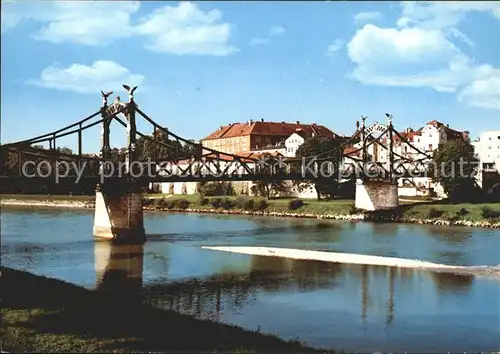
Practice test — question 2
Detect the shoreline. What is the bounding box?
[2,197,500,229]
[2,266,327,353]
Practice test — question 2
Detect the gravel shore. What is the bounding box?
[2,198,499,229]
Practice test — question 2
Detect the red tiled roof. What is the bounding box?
[426,120,446,129]
[343,145,361,157]
[176,150,289,164]
[425,120,469,140]
[203,121,337,140]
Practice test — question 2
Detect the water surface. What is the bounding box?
[1,206,499,352]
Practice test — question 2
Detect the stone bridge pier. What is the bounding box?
[93,86,145,243]
[354,178,399,211]
[93,180,146,242]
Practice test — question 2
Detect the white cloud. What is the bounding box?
[346,1,500,110]
[458,68,500,110]
[353,11,382,25]
[327,39,344,55]
[29,61,145,94]
[250,26,286,45]
[397,1,500,30]
[2,1,238,56]
[2,1,139,45]
[135,2,237,56]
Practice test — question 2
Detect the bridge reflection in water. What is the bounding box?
[94,240,144,302]
[93,240,475,330]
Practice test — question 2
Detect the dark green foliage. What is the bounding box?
[481,206,500,219]
[234,196,247,209]
[431,140,479,202]
[156,197,168,209]
[288,199,304,210]
[294,137,343,200]
[234,196,260,211]
[348,205,358,215]
[174,199,190,210]
[244,198,257,211]
[198,196,210,206]
[256,198,269,210]
[427,208,444,218]
[198,182,234,196]
[251,153,290,199]
[142,197,153,207]
[220,197,235,209]
[210,198,223,209]
[486,183,500,202]
[457,208,469,217]
[135,130,196,161]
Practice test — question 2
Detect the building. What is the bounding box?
[472,130,500,171]
[201,119,338,155]
[360,120,470,197]
[154,119,341,199]
[472,130,500,189]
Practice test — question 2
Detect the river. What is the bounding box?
[1,206,499,352]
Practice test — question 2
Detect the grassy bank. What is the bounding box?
[2,193,500,225]
[1,266,329,353]
[0,194,94,202]
[142,194,500,224]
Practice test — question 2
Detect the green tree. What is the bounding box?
[252,153,290,199]
[294,137,342,200]
[431,139,479,202]
[136,130,186,161]
[56,147,73,155]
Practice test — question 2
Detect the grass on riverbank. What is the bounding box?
[0,193,94,202]
[147,194,500,223]
[1,266,330,353]
[2,193,500,223]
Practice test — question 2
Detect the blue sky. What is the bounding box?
[2,1,499,152]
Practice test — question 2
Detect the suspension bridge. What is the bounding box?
[0,85,434,242]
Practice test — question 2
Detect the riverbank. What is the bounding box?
[0,266,329,353]
[1,194,500,229]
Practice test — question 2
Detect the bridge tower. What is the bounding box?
[354,115,399,211]
[93,86,146,242]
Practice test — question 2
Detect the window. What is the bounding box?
[428,144,432,151]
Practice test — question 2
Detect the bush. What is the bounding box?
[142,197,153,207]
[221,197,235,210]
[210,197,223,209]
[487,183,500,202]
[199,182,235,196]
[156,197,167,210]
[481,206,500,219]
[198,196,209,206]
[235,196,247,209]
[243,198,256,211]
[348,205,358,215]
[457,208,469,217]
[165,200,175,210]
[427,208,444,218]
[174,199,190,210]
[288,199,304,210]
[256,198,268,211]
